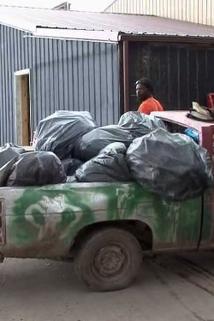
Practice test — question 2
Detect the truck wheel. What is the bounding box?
[74,227,142,291]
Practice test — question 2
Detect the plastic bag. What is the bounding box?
[7,151,66,186]
[0,144,28,186]
[61,158,83,176]
[118,111,166,138]
[2,143,26,154]
[75,142,132,182]
[0,145,20,168]
[66,176,78,183]
[75,125,133,161]
[0,157,20,186]
[35,111,96,159]
[126,128,213,200]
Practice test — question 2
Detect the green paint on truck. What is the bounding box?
[0,182,204,259]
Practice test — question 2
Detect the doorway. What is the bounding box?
[14,69,31,146]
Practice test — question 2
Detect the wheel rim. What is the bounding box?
[94,245,127,278]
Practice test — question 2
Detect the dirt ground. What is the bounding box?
[0,251,214,321]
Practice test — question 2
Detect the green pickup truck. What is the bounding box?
[0,111,214,291]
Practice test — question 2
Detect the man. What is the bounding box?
[136,78,164,114]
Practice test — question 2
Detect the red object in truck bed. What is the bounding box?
[207,93,214,109]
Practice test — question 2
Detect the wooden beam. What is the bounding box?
[20,75,30,146]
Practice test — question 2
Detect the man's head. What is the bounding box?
[135,78,154,102]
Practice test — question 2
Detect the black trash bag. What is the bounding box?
[75,125,133,161]
[126,128,213,201]
[61,158,83,176]
[3,143,27,154]
[101,142,127,154]
[75,142,132,182]
[0,145,20,168]
[35,111,96,159]
[7,151,66,186]
[0,145,23,186]
[0,157,20,186]
[118,111,166,138]
[66,176,78,183]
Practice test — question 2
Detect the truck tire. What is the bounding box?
[74,227,142,291]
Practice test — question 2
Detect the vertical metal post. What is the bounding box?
[123,40,129,113]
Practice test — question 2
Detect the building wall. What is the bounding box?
[0,25,120,144]
[128,41,214,111]
[105,0,214,26]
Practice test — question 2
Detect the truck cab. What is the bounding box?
[0,110,213,291]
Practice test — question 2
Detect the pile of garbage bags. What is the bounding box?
[0,110,212,201]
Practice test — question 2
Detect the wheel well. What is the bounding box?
[71,220,153,254]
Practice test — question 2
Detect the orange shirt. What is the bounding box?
[138,97,164,115]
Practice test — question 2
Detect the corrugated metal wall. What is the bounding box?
[0,25,120,144]
[128,42,214,111]
[106,0,214,26]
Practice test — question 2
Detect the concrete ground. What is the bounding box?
[0,251,214,321]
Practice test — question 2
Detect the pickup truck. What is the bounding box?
[0,110,214,292]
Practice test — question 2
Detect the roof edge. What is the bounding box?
[119,33,214,44]
[0,20,35,33]
[33,27,119,43]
